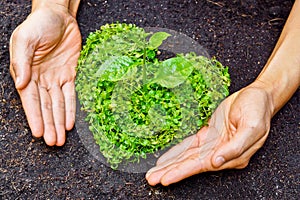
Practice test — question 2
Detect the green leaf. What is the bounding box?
[96,55,135,81]
[152,57,194,88]
[148,32,171,50]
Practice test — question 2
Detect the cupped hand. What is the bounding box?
[9,5,82,146]
[146,84,274,186]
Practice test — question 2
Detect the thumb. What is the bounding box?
[9,27,34,89]
[211,126,262,168]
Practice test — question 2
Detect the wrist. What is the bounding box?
[32,0,69,11]
[32,0,80,17]
[247,81,276,117]
[255,30,300,116]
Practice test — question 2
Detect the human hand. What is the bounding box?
[146,85,274,186]
[9,3,82,146]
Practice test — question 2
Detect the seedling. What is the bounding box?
[76,23,230,169]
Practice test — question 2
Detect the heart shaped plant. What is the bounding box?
[76,23,230,169]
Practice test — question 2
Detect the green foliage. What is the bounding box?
[148,32,171,50]
[76,23,231,169]
[151,57,194,88]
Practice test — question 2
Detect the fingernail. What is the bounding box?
[215,156,225,167]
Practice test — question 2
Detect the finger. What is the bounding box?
[155,126,210,166]
[9,27,35,89]
[49,85,66,146]
[147,152,212,186]
[146,127,215,184]
[212,126,268,168]
[153,127,210,170]
[156,134,198,165]
[160,155,210,186]
[147,146,200,180]
[146,156,182,186]
[18,81,44,138]
[217,131,269,170]
[62,81,76,130]
[155,124,221,175]
[39,86,57,146]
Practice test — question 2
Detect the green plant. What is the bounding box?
[76,23,230,169]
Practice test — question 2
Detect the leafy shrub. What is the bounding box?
[76,23,230,169]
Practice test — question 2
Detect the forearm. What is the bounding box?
[32,0,80,17]
[253,0,300,116]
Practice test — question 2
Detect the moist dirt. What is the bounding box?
[0,0,299,199]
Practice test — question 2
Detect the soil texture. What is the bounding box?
[0,0,299,199]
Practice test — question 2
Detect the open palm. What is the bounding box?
[146,85,273,186]
[10,7,82,146]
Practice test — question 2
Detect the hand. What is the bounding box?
[146,85,274,186]
[9,4,82,146]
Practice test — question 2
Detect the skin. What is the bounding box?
[9,0,299,186]
[9,0,81,146]
[146,0,300,186]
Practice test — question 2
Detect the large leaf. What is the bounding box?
[148,32,171,50]
[96,55,135,81]
[152,57,194,88]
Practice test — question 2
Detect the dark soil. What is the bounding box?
[1,0,299,199]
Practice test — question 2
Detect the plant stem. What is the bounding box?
[142,47,147,91]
